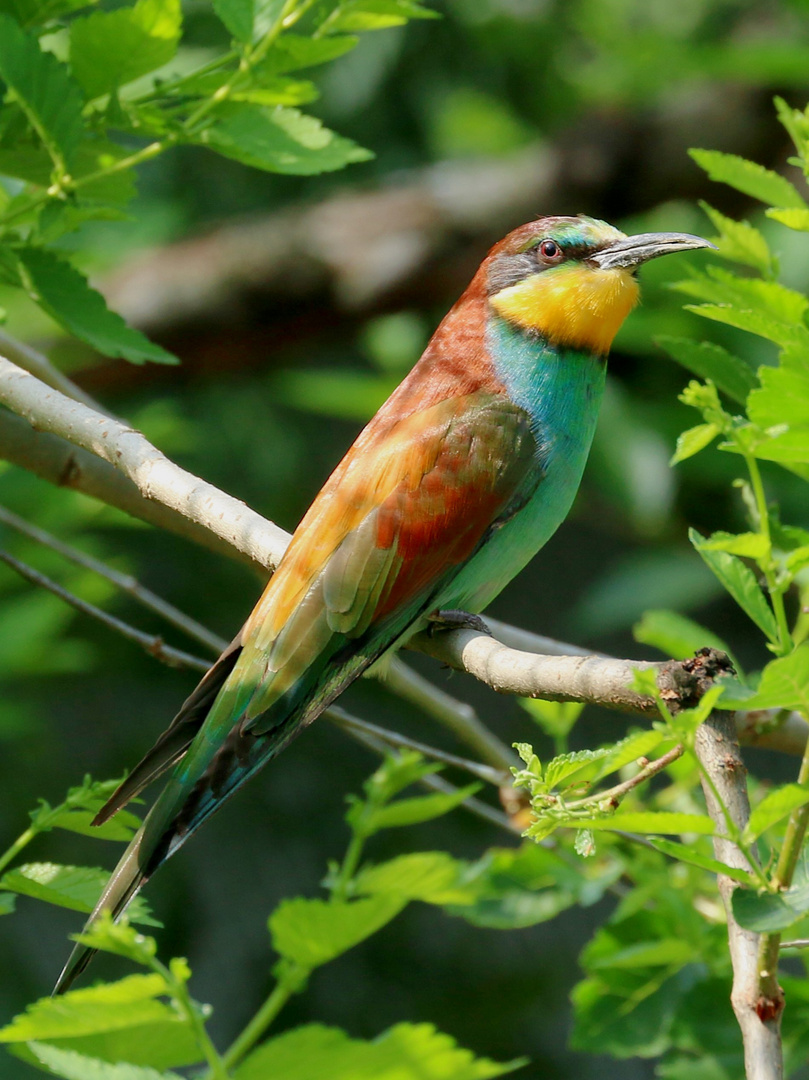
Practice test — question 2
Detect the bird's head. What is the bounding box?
[486,216,714,356]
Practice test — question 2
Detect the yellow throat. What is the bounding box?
[489,262,640,355]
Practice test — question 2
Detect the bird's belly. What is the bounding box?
[441,443,590,614]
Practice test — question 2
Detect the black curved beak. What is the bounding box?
[591,232,716,270]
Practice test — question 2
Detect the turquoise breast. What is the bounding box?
[442,317,607,612]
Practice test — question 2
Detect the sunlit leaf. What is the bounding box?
[269,895,404,969]
[690,149,806,209]
[0,13,84,172]
[670,423,720,465]
[0,863,159,925]
[689,528,779,641]
[27,1042,181,1080]
[699,201,773,275]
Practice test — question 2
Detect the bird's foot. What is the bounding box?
[428,609,492,636]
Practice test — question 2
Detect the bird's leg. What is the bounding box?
[427,609,492,636]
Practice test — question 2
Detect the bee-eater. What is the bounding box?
[55,215,712,991]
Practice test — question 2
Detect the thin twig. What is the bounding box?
[0,504,226,655]
[327,706,510,787]
[0,549,212,673]
[384,657,518,772]
[563,744,684,811]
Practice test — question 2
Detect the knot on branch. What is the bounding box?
[755,990,785,1024]
[658,647,735,711]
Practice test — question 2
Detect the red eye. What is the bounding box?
[540,239,561,260]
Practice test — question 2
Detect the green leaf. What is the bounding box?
[684,303,809,350]
[720,645,809,712]
[16,247,178,365]
[590,730,666,782]
[324,0,439,33]
[670,423,720,465]
[27,1043,181,1080]
[260,33,358,74]
[748,361,809,431]
[69,0,182,99]
[674,267,808,325]
[73,914,159,963]
[0,136,138,204]
[634,609,734,663]
[732,870,809,933]
[689,528,779,641]
[656,336,757,404]
[0,863,159,925]
[744,784,809,843]
[520,697,583,740]
[690,149,806,209]
[0,0,99,27]
[0,13,85,173]
[269,895,404,969]
[365,783,480,831]
[572,812,715,835]
[699,201,774,275]
[198,104,372,175]
[587,937,697,970]
[649,838,753,885]
[211,0,253,42]
[354,852,469,904]
[700,530,770,559]
[544,749,611,791]
[0,893,16,914]
[0,973,178,1041]
[766,207,809,231]
[235,1022,521,1080]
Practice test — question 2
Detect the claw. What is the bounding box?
[428,609,492,636]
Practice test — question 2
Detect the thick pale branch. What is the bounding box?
[413,627,660,715]
[2,352,807,761]
[0,356,289,572]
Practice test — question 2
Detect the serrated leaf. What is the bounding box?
[748,362,809,430]
[573,812,715,835]
[674,266,808,324]
[16,247,178,364]
[73,914,159,961]
[656,336,757,404]
[700,530,770,559]
[689,528,779,641]
[690,149,806,209]
[355,852,469,904]
[544,748,610,791]
[324,0,439,33]
[69,0,182,99]
[699,201,773,275]
[0,863,159,925]
[720,645,809,711]
[0,13,85,173]
[766,207,809,231]
[269,895,404,969]
[235,1022,521,1080]
[0,973,175,1041]
[27,1042,181,1080]
[634,609,734,664]
[744,784,809,843]
[670,423,720,465]
[684,303,809,350]
[590,730,666,782]
[649,838,753,885]
[199,104,372,175]
[365,784,480,831]
[48,806,141,842]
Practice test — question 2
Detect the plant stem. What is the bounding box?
[0,827,37,875]
[745,452,792,656]
[220,974,302,1072]
[152,958,230,1080]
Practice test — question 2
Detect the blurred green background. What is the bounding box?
[3,0,809,1076]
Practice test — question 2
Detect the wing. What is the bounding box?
[236,389,540,732]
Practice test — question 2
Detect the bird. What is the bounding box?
[54,215,712,992]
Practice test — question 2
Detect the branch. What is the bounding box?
[0,356,289,573]
[695,709,783,1079]
[412,627,660,715]
[2,353,807,760]
[0,328,110,415]
[0,503,225,655]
